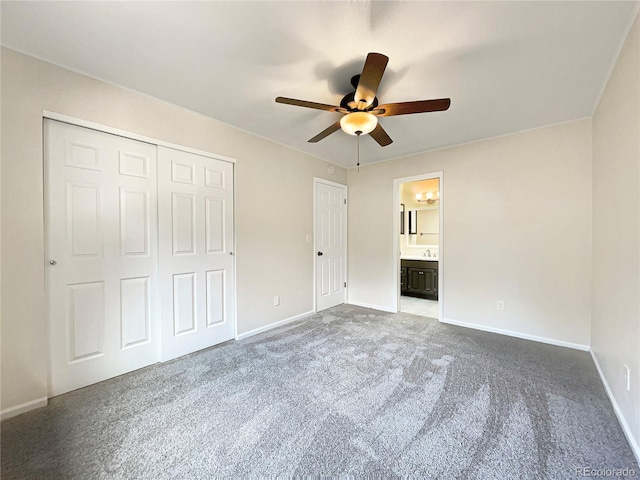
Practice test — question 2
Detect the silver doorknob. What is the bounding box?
[49,260,57,265]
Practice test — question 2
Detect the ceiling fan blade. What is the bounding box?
[374,98,451,117]
[369,123,393,147]
[354,53,389,109]
[276,97,346,113]
[308,121,342,143]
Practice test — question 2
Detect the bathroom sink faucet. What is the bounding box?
[424,250,431,257]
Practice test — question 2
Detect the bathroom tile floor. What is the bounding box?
[399,296,439,319]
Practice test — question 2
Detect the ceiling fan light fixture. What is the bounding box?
[340,112,378,136]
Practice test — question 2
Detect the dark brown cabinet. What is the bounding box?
[400,267,407,291]
[400,259,438,300]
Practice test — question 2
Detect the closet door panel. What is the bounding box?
[158,147,235,361]
[46,120,159,396]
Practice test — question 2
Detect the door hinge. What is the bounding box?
[344,282,347,287]
[344,199,347,205]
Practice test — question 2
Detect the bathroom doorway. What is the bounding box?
[392,172,443,320]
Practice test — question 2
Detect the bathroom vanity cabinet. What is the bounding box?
[401,259,438,300]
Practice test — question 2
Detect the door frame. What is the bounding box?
[42,111,237,394]
[392,172,444,320]
[313,177,348,313]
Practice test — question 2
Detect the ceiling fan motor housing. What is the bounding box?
[340,91,379,111]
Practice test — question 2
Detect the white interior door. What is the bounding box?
[158,147,235,362]
[45,120,159,396]
[315,179,347,312]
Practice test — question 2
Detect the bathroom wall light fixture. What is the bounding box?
[416,192,440,204]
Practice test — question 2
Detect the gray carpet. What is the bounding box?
[1,305,637,478]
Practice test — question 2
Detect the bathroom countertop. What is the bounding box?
[401,256,439,261]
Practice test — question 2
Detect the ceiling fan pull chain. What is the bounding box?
[357,132,361,173]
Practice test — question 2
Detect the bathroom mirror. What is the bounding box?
[407,208,439,246]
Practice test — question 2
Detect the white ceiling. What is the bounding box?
[2,1,637,168]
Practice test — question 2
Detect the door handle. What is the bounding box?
[317,252,323,256]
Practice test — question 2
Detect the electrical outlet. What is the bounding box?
[624,365,631,391]
[274,296,280,306]
[497,301,505,311]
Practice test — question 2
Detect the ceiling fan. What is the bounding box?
[275,52,451,147]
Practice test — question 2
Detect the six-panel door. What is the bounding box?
[315,180,347,312]
[46,120,160,396]
[157,147,235,362]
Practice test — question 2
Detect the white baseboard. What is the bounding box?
[1,397,48,421]
[590,350,640,465]
[347,300,396,313]
[440,317,590,351]
[235,310,315,341]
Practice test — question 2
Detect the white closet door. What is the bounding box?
[158,147,235,362]
[45,120,159,396]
